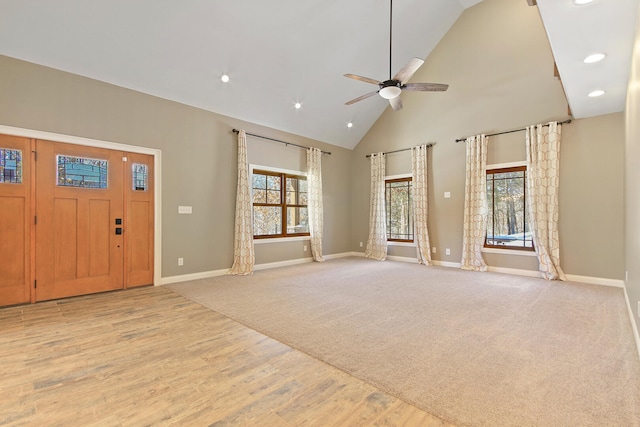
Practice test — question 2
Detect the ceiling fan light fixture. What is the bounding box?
[379,86,402,99]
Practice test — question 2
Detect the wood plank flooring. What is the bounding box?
[0,286,453,426]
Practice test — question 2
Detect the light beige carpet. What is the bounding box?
[167,257,640,426]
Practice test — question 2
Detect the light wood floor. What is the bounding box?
[0,286,453,426]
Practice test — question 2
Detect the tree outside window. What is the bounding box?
[485,166,534,250]
[386,177,413,242]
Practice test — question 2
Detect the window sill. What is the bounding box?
[481,247,537,257]
[254,236,310,244]
[387,241,415,247]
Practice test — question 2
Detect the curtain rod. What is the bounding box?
[454,119,572,143]
[365,143,434,158]
[232,129,331,155]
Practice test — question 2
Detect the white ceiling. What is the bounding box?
[0,0,636,149]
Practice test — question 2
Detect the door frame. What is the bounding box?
[0,125,162,296]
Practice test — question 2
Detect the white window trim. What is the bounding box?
[250,164,306,177]
[388,241,415,247]
[481,247,537,257]
[386,173,412,180]
[485,160,534,257]
[254,236,310,244]
[487,160,526,169]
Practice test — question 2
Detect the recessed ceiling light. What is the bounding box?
[220,74,230,83]
[347,122,353,128]
[573,0,594,4]
[294,102,302,109]
[588,90,605,97]
[584,53,605,63]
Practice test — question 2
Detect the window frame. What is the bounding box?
[484,164,534,252]
[385,175,414,243]
[251,168,310,239]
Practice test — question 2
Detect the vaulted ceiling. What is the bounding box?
[0,0,636,149]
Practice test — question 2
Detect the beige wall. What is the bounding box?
[0,54,353,278]
[625,1,640,330]
[0,0,628,286]
[351,0,626,279]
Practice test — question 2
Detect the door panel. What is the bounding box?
[0,134,31,306]
[35,140,124,301]
[125,153,154,287]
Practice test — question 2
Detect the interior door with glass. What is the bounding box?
[0,134,32,306]
[35,140,124,301]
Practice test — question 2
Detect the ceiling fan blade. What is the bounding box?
[345,90,379,105]
[403,83,449,92]
[389,96,403,111]
[392,58,425,84]
[343,74,381,85]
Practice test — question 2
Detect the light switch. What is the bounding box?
[178,206,193,214]
[444,192,451,199]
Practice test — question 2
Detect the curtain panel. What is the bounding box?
[228,130,255,275]
[525,122,565,281]
[460,134,488,271]
[365,153,387,260]
[411,145,432,265]
[306,147,324,262]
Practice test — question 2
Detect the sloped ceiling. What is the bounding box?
[0,0,635,149]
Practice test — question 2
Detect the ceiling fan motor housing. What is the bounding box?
[378,80,402,99]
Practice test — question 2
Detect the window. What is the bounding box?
[57,155,108,189]
[485,166,533,250]
[386,177,413,242]
[0,148,22,184]
[132,163,148,191]
[252,169,309,238]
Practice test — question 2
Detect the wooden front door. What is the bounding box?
[0,135,32,306]
[35,140,125,301]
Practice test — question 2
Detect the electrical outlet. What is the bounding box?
[178,257,184,266]
[445,248,451,256]
[303,245,307,251]
[432,247,436,254]
[359,242,363,247]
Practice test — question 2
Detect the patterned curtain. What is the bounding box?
[227,130,255,275]
[460,135,488,271]
[306,147,324,262]
[525,122,566,281]
[411,145,432,265]
[365,153,387,260]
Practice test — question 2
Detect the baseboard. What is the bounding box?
[432,260,462,268]
[623,284,640,360]
[564,274,624,288]
[160,268,228,285]
[161,252,362,285]
[254,257,314,271]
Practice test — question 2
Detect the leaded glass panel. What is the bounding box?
[132,163,148,191]
[0,149,22,184]
[57,155,108,189]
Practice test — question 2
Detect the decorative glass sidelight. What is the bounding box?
[132,163,148,191]
[57,155,108,188]
[0,148,22,184]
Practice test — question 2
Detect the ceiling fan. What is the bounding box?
[344,0,449,111]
